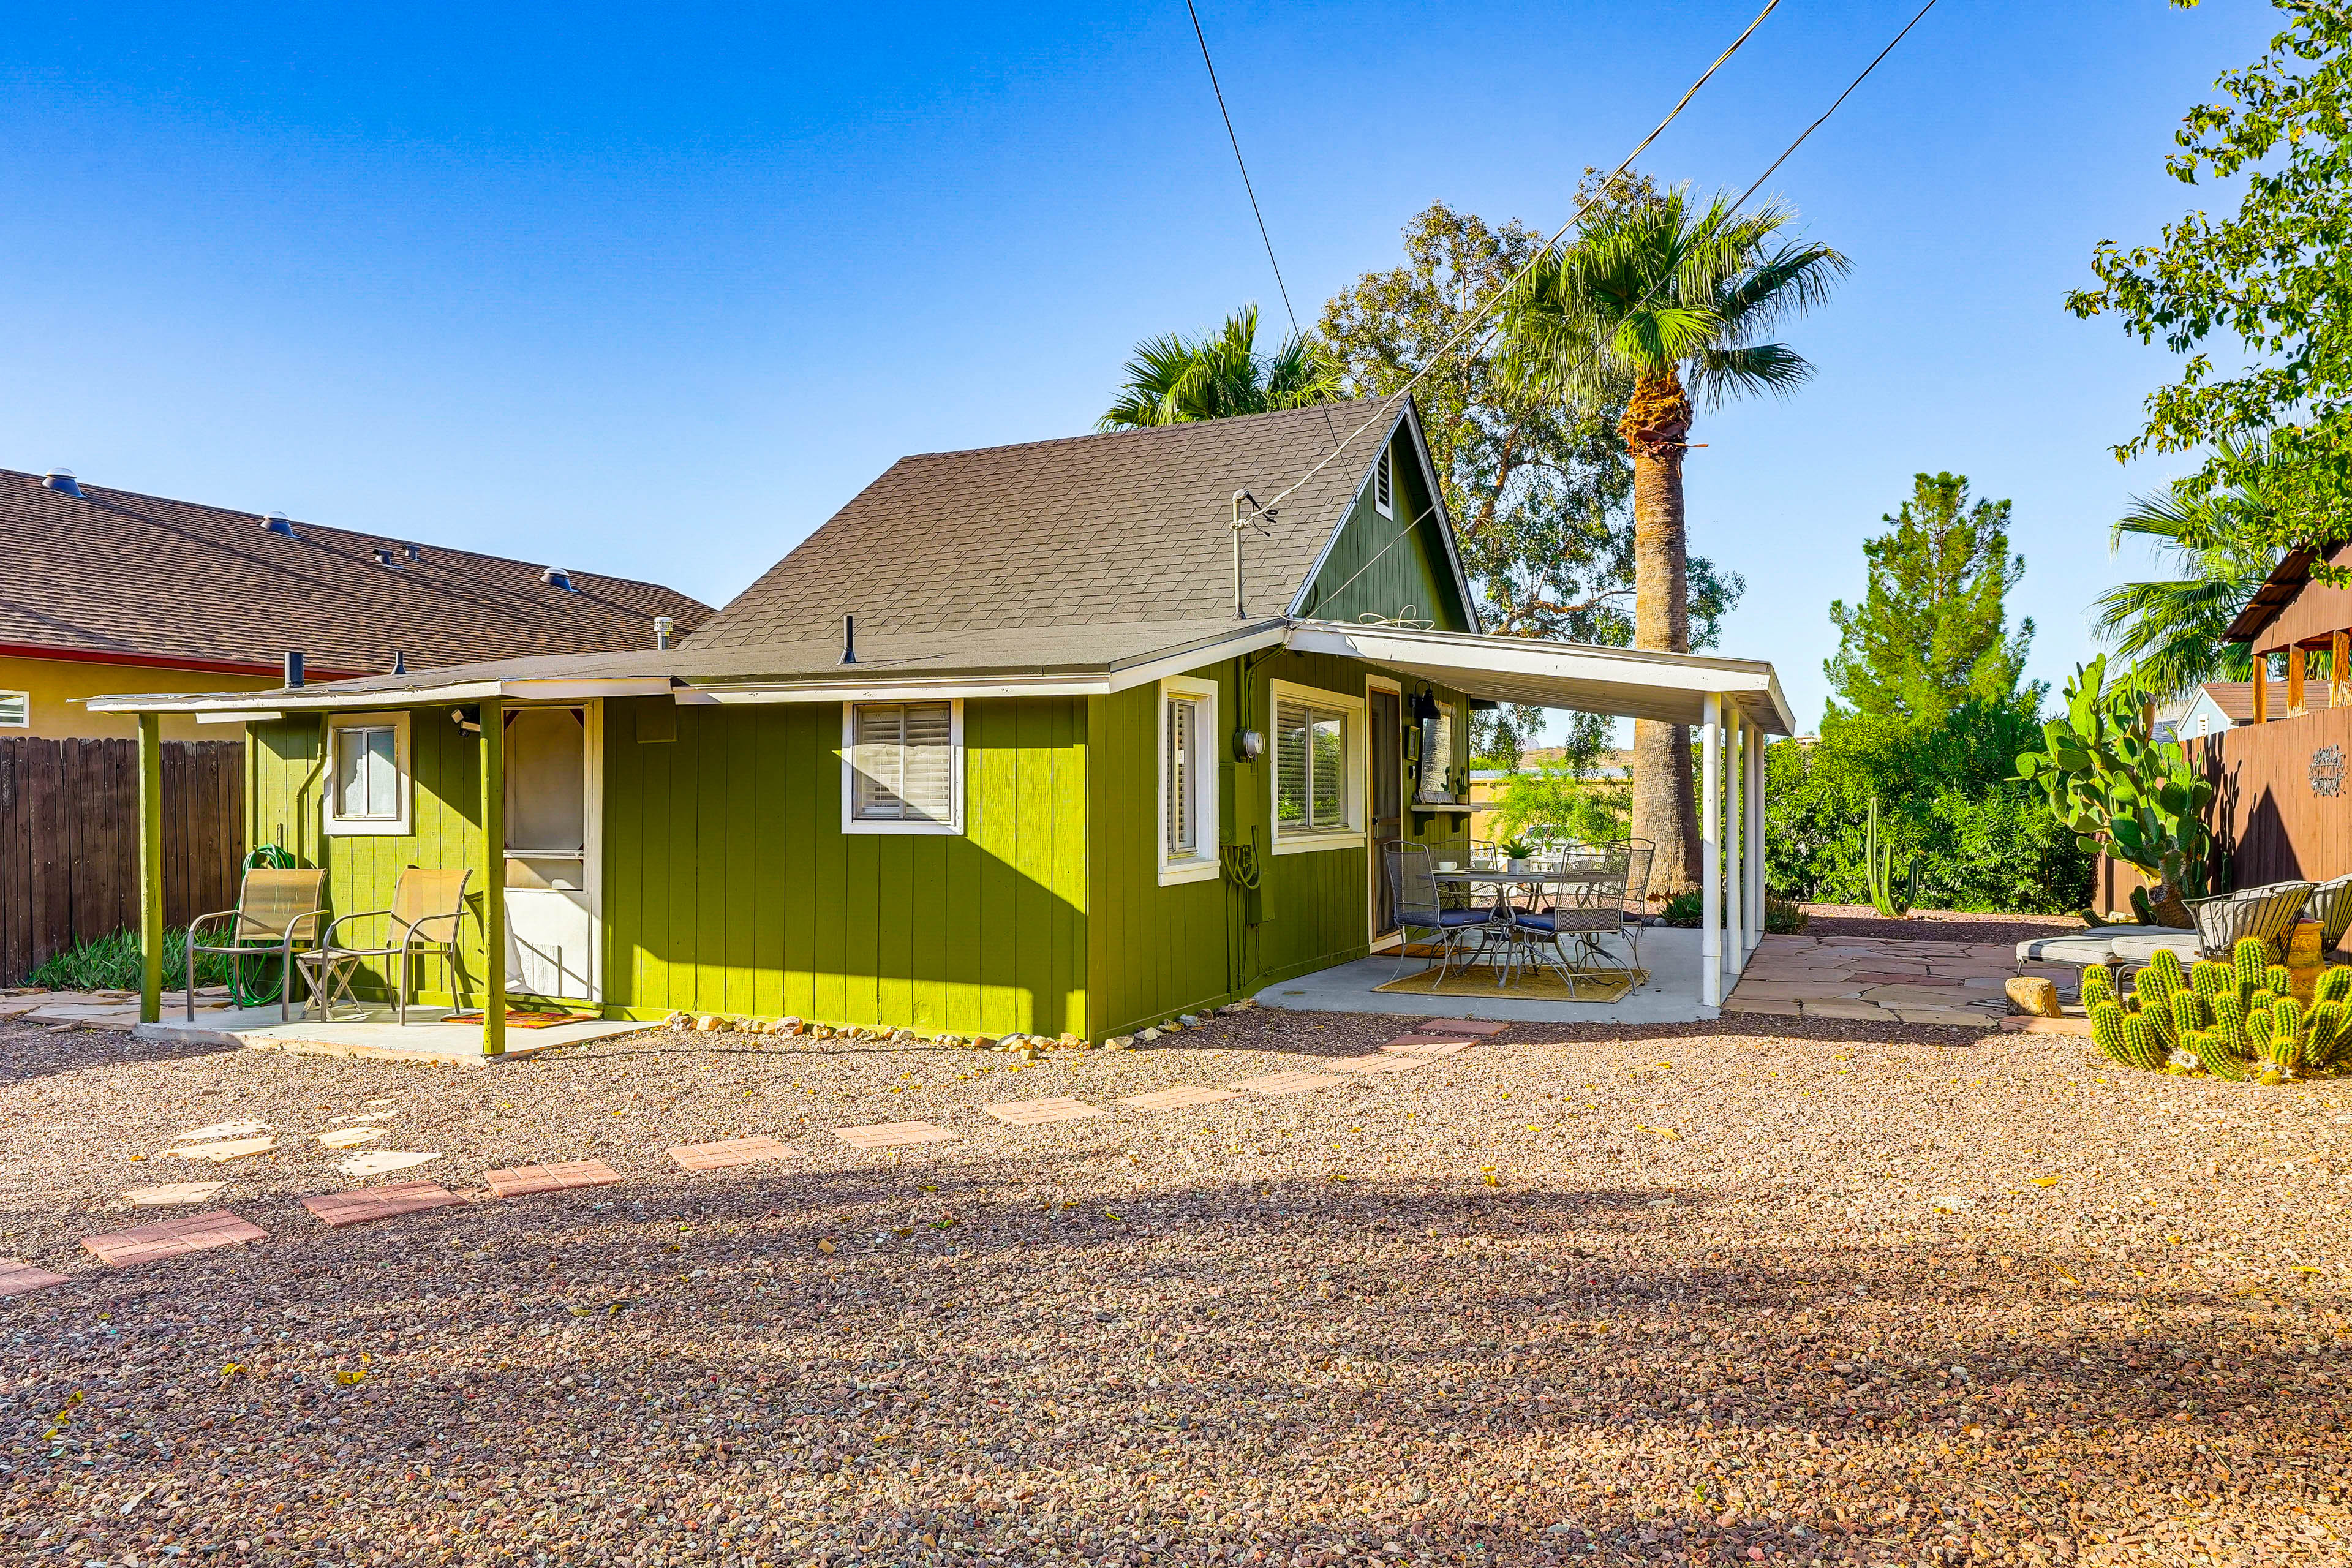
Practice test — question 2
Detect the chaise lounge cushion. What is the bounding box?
[2015,926,2200,968]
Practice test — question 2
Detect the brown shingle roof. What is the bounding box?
[686,399,1409,650]
[0,469,714,676]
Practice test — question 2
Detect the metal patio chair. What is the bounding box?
[2184,880,2314,961]
[1510,841,1639,994]
[299,865,474,1024]
[186,867,329,1023]
[1385,842,1503,985]
[2305,874,2352,954]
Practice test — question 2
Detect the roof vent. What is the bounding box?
[262,511,297,538]
[403,542,422,562]
[654,616,675,651]
[42,467,83,497]
[372,546,403,568]
[539,567,576,592]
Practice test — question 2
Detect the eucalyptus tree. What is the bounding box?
[1498,186,1847,892]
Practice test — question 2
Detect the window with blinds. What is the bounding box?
[1275,698,1351,835]
[1164,695,1202,859]
[848,701,958,827]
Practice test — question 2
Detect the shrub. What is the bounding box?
[26,927,238,992]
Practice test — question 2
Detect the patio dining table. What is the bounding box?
[1431,867,1615,987]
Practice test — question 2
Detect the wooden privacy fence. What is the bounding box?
[0,737,245,982]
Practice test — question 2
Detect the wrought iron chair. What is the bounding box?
[1509,841,1637,995]
[1385,842,1503,984]
[186,867,329,1023]
[2185,880,2314,961]
[299,866,474,1024]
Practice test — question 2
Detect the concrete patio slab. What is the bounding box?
[133,1004,660,1065]
[835,1121,955,1149]
[1259,927,1716,1024]
[83,1211,265,1268]
[983,1097,1105,1126]
[1117,1085,1242,1111]
[0,1260,68,1296]
[484,1160,622,1197]
[667,1136,796,1171]
[301,1182,466,1227]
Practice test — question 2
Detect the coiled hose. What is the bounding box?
[227,844,298,1007]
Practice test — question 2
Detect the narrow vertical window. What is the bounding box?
[1158,680,1219,882]
[1166,697,1199,857]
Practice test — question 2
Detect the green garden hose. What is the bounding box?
[227,844,298,1008]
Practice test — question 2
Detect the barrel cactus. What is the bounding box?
[2087,934,2352,1082]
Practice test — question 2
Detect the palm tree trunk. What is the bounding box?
[1624,369,1697,897]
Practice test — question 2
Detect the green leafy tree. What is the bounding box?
[1485,764,1630,845]
[2091,458,2271,702]
[2066,1,2352,562]
[1320,194,1744,770]
[1499,182,1846,892]
[1098,304,1339,430]
[1823,472,2035,722]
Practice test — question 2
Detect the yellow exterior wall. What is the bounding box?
[0,655,278,741]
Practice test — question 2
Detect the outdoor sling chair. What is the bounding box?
[1385,841,1502,985]
[298,865,474,1025]
[186,867,330,1024]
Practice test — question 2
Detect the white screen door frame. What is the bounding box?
[502,701,603,1002]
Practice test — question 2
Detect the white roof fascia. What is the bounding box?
[1284,620,1796,736]
[1101,622,1289,693]
[194,710,285,724]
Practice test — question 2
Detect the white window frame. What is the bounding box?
[1157,676,1220,886]
[322,711,413,837]
[0,691,26,728]
[1373,446,1393,518]
[1268,678,1366,856]
[841,698,965,836]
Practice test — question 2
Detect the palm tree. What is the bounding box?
[1098,304,1340,430]
[1498,187,1847,895]
[2092,466,2275,702]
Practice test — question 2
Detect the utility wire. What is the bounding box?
[1731,0,1937,212]
[1182,0,1338,443]
[1256,0,1785,519]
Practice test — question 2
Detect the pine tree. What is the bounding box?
[1824,472,2035,722]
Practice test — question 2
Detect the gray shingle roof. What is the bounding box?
[687,399,1401,650]
[0,469,714,676]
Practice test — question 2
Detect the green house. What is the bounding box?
[102,399,1793,1050]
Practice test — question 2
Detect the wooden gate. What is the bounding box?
[0,738,245,982]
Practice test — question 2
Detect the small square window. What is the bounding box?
[0,692,26,727]
[843,700,963,834]
[323,712,412,836]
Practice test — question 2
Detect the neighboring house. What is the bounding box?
[2153,682,2255,744]
[0,467,712,740]
[97,399,1793,1043]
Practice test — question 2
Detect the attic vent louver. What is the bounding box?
[262,511,297,538]
[539,567,576,592]
[42,467,83,498]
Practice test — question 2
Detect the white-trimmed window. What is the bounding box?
[1373,446,1393,518]
[0,692,26,728]
[323,712,412,836]
[843,699,963,834]
[1158,677,1219,885]
[1270,680,1364,853]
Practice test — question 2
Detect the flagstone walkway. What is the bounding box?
[1722,932,2076,1028]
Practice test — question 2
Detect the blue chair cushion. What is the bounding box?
[1405,909,1493,929]
[1516,910,1618,934]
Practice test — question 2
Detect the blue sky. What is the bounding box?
[0,1,2280,731]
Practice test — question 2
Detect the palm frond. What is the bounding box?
[1687,342,1814,407]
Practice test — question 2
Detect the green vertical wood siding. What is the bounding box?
[1293,430,1473,630]
[601,696,1088,1036]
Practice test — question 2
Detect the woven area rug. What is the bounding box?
[443,1009,595,1029]
[1374,965,1648,1003]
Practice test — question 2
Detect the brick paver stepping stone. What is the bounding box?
[303,1182,466,1227]
[1381,1040,1472,1057]
[984,1097,1105,1126]
[1231,1071,1346,1096]
[484,1159,624,1197]
[316,1127,384,1149]
[1324,1053,1427,1074]
[83,1211,266,1268]
[1412,1018,1507,1035]
[835,1121,956,1150]
[0,1259,68,1297]
[333,1150,440,1180]
[127,1181,226,1207]
[668,1137,796,1172]
[176,1119,270,1142]
[171,1136,276,1162]
[1118,1085,1242,1111]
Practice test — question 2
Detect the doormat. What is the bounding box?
[1374,965,1647,1003]
[444,1009,595,1029]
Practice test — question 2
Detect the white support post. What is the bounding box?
[1725,713,1744,977]
[1701,692,1721,1008]
[1746,720,1765,954]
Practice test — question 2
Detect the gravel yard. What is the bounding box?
[3,1008,2350,1567]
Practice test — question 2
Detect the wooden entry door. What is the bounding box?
[1369,687,1403,938]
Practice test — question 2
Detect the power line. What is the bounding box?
[1731,0,1938,212]
[1257,0,1785,518]
[1182,0,1338,443]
